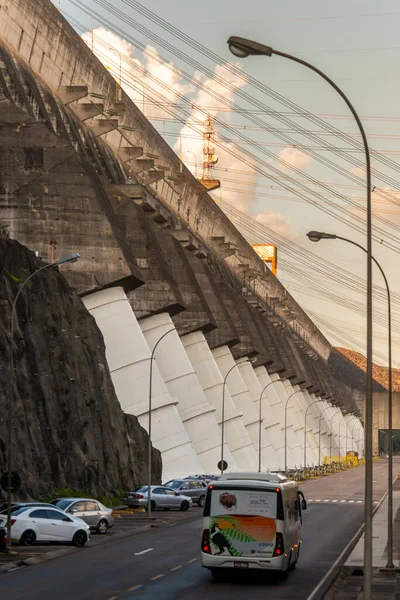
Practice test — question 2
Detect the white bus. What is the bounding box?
[201,472,307,578]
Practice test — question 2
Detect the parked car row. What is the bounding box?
[0,497,114,548]
[0,475,217,549]
[123,476,217,510]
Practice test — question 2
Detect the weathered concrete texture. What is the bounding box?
[173,248,239,346]
[0,39,144,295]
[0,238,161,500]
[107,188,185,318]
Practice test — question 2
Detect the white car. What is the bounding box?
[0,506,90,547]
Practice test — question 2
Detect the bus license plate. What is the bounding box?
[234,562,248,569]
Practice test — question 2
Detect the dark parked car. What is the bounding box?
[0,527,6,551]
[163,479,207,507]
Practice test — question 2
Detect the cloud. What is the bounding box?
[350,166,366,177]
[83,28,291,229]
[254,211,293,239]
[277,147,311,170]
[82,28,192,120]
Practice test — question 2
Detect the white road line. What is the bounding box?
[151,574,165,581]
[332,500,338,503]
[324,499,330,502]
[315,499,322,502]
[170,565,182,571]
[357,501,363,504]
[340,500,346,503]
[188,558,198,564]
[127,585,143,592]
[134,548,154,556]
[349,500,355,503]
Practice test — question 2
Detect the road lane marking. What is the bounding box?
[134,548,154,556]
[170,565,182,571]
[357,501,363,503]
[127,585,143,592]
[188,558,198,563]
[315,499,322,502]
[151,574,165,581]
[106,597,118,600]
[324,499,330,502]
[340,500,346,503]
[349,500,355,503]
[332,500,338,503]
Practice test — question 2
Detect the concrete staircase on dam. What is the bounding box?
[0,0,364,480]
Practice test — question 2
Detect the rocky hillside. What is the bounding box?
[0,238,161,501]
[330,347,400,392]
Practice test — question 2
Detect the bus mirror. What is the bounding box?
[298,491,307,510]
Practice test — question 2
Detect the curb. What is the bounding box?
[0,513,197,574]
[306,473,398,600]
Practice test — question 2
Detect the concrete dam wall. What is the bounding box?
[0,0,364,480]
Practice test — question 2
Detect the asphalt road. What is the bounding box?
[0,460,396,600]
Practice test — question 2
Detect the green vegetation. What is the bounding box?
[42,486,123,507]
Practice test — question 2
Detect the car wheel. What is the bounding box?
[97,519,108,534]
[180,501,189,512]
[20,530,36,546]
[72,530,88,547]
[197,495,205,508]
[163,508,170,511]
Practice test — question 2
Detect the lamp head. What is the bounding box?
[56,252,80,265]
[306,231,337,243]
[227,36,273,59]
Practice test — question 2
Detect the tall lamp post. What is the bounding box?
[284,389,303,472]
[258,380,277,473]
[345,416,358,467]
[351,421,363,457]
[220,359,254,475]
[228,36,373,598]
[147,328,176,518]
[329,410,342,465]
[304,399,323,469]
[307,231,392,568]
[318,405,336,472]
[6,252,80,551]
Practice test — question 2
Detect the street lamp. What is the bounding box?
[228,36,373,598]
[258,380,277,473]
[6,252,80,551]
[220,359,255,475]
[306,230,392,567]
[344,416,358,466]
[350,420,363,453]
[329,410,342,465]
[284,389,303,472]
[318,404,336,472]
[147,328,176,519]
[304,399,323,469]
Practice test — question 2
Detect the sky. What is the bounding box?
[57,0,400,367]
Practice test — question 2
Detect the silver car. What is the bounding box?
[163,479,207,507]
[123,486,193,511]
[50,498,114,534]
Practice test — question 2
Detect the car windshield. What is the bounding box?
[50,499,72,511]
[164,481,182,489]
